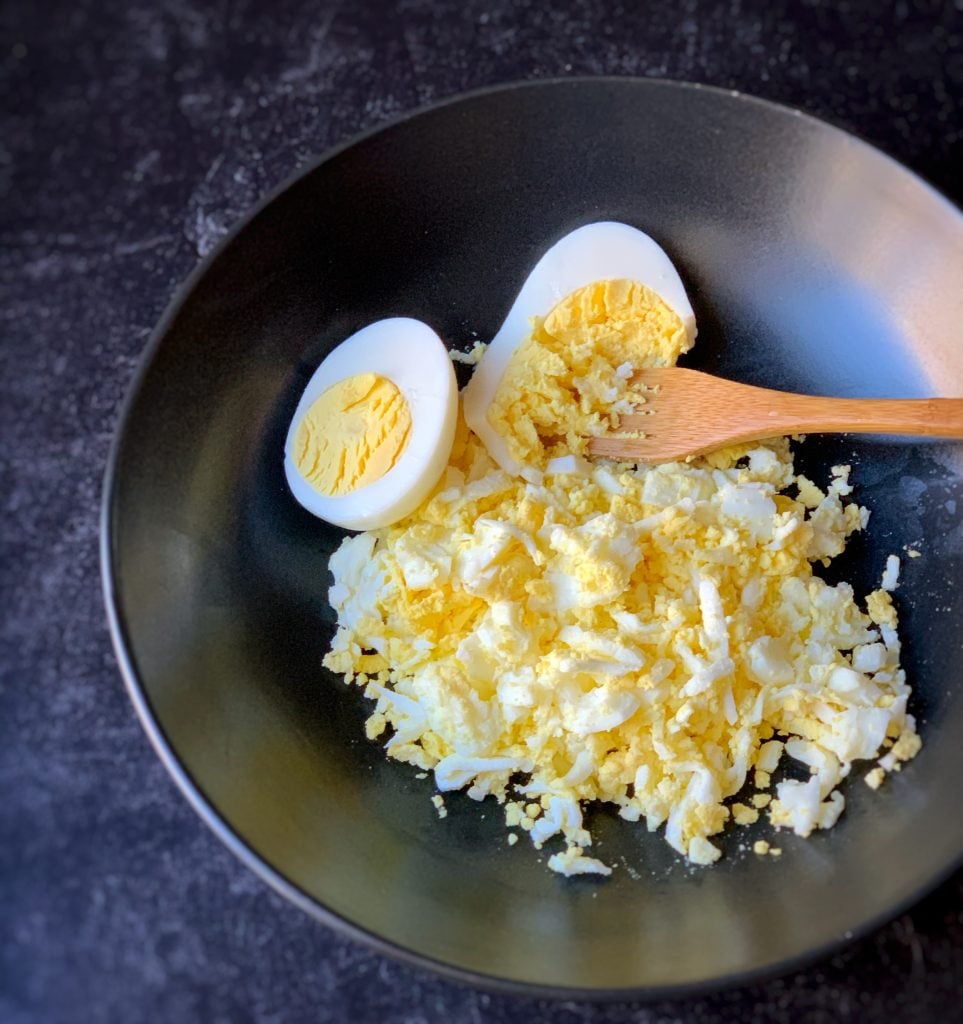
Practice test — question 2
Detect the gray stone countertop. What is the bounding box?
[1,0,961,1021]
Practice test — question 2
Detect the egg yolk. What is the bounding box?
[486,279,692,468]
[294,373,411,496]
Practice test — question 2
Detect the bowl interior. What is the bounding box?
[106,79,963,994]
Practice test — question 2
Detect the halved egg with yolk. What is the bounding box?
[284,318,457,530]
[463,221,697,476]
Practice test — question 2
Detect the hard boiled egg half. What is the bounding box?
[284,318,457,530]
[463,221,697,476]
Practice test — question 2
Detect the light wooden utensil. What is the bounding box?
[587,367,963,463]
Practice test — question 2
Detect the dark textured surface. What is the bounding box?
[1,1,961,1021]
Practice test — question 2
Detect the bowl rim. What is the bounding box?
[100,74,963,1002]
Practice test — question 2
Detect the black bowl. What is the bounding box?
[102,78,963,998]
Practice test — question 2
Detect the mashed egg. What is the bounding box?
[463,222,696,477]
[285,318,457,530]
[319,235,920,877]
[325,421,919,872]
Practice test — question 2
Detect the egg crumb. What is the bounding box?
[507,833,518,846]
[450,341,489,366]
[881,555,901,592]
[505,801,526,827]
[795,476,825,508]
[321,278,921,876]
[547,846,613,877]
[865,767,886,790]
[867,589,897,627]
[731,804,759,826]
[687,836,722,865]
[877,729,922,773]
[365,713,387,740]
[432,794,447,818]
[753,840,771,856]
[485,280,692,469]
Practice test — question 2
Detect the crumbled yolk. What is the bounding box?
[294,373,411,496]
[485,279,691,468]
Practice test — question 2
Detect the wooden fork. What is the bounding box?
[587,367,963,464]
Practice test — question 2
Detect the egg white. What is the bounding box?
[284,317,457,530]
[463,221,697,476]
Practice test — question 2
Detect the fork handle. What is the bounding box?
[743,393,963,439]
[617,382,963,445]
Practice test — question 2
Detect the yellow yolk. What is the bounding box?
[485,279,691,469]
[294,373,411,496]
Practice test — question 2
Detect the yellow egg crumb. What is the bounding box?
[505,801,525,827]
[321,279,921,875]
[891,730,922,761]
[485,279,691,469]
[865,767,885,790]
[450,341,488,366]
[866,589,897,627]
[507,833,518,846]
[876,728,922,774]
[431,794,447,818]
[365,713,387,740]
[753,840,771,856]
[547,846,613,876]
[732,804,759,826]
[795,475,826,509]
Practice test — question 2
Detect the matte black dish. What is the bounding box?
[102,79,963,997]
